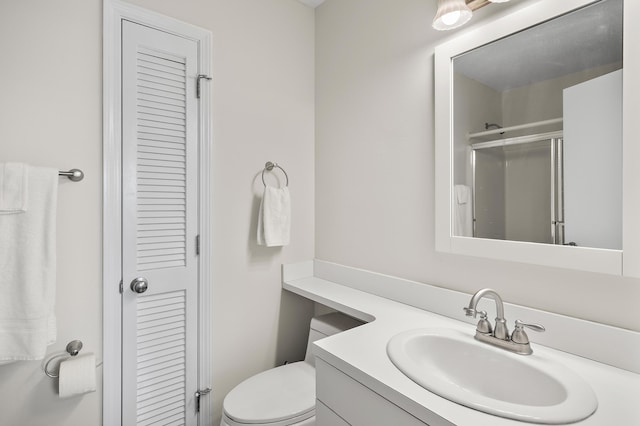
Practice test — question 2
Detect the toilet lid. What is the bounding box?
[223,361,316,424]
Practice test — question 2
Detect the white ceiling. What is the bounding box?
[454,0,622,91]
[297,0,326,8]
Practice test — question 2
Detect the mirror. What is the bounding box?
[453,0,622,250]
[434,0,640,275]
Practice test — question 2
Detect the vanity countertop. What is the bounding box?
[284,272,640,425]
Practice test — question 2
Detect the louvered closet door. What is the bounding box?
[121,21,199,426]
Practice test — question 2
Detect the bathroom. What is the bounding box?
[0,0,638,425]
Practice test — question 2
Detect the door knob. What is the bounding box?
[130,277,149,294]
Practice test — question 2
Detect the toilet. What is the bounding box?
[220,312,363,426]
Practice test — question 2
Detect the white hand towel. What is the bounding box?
[0,165,58,361]
[454,184,473,237]
[0,163,29,214]
[455,184,470,205]
[257,186,291,247]
[58,353,97,398]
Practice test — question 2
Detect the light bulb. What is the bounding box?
[432,0,473,31]
[441,11,461,26]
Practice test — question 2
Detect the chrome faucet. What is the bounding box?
[463,288,545,355]
[463,288,509,340]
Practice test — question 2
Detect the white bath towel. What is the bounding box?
[0,162,29,214]
[454,184,473,237]
[257,186,291,247]
[0,165,58,361]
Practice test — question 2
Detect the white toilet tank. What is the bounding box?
[303,312,364,366]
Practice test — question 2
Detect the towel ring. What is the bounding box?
[261,162,289,187]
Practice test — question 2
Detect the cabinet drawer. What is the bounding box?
[316,358,430,426]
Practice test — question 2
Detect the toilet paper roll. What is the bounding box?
[58,353,97,398]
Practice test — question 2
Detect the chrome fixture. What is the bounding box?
[130,277,149,294]
[44,340,84,378]
[58,168,84,182]
[196,74,212,99]
[464,288,509,339]
[463,288,545,355]
[43,339,103,378]
[261,161,289,187]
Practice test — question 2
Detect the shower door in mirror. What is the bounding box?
[470,135,564,245]
[452,0,622,250]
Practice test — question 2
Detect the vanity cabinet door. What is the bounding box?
[316,358,452,426]
[316,400,350,426]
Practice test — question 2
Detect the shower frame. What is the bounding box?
[470,131,564,244]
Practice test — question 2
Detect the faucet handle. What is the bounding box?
[515,320,545,333]
[475,310,493,334]
[511,320,545,344]
[463,307,477,317]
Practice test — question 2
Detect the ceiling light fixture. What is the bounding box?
[432,0,473,31]
[489,0,511,3]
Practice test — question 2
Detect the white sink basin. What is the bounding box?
[387,328,597,424]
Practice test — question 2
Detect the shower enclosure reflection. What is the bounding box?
[452,0,622,250]
[470,134,564,245]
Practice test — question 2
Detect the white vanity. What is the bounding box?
[283,261,640,426]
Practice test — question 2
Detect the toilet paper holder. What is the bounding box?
[43,340,97,378]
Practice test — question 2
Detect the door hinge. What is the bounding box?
[119,279,123,294]
[196,235,200,255]
[196,74,212,99]
[195,387,211,413]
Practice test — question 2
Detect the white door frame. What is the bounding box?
[103,1,213,423]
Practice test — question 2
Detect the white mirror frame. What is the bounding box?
[435,0,640,276]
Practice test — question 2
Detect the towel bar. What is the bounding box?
[58,169,84,182]
[261,162,289,187]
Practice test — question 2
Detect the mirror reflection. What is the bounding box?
[452,0,622,250]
